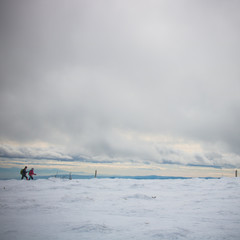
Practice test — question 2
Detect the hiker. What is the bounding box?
[28,168,37,180]
[21,166,28,180]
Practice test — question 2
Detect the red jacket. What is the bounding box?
[29,169,36,176]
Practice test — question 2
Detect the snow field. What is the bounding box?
[0,178,240,240]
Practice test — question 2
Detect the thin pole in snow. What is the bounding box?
[95,170,97,178]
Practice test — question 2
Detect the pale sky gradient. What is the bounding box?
[0,0,240,177]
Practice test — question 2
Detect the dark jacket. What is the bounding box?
[22,168,27,176]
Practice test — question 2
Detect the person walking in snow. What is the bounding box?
[28,168,36,180]
[21,166,28,180]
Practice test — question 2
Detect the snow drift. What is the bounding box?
[0,177,240,240]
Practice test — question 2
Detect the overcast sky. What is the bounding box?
[0,0,240,176]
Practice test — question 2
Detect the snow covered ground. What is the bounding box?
[0,177,240,240]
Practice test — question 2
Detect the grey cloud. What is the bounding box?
[0,0,240,169]
[0,144,72,161]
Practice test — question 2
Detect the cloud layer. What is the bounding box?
[1,0,240,170]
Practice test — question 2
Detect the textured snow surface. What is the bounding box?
[0,178,240,240]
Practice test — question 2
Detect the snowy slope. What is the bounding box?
[0,178,240,240]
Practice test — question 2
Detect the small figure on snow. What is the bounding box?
[28,168,37,180]
[21,166,28,180]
